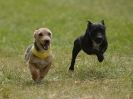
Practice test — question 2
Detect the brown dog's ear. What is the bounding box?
[33,29,38,38]
[101,20,105,25]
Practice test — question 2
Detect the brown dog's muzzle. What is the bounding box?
[43,39,50,50]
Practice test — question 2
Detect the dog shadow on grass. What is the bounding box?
[79,68,108,80]
[21,79,51,88]
[21,65,110,86]
[67,67,109,81]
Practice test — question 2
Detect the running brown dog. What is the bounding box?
[25,28,53,82]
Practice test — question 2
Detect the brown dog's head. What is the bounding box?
[34,28,52,50]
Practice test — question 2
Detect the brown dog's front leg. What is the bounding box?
[39,64,51,80]
[29,63,40,82]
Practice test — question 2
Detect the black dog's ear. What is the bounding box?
[101,20,105,25]
[87,21,92,29]
[87,21,92,25]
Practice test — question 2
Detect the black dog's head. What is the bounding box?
[86,20,106,44]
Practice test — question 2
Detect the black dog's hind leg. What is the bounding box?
[69,39,81,71]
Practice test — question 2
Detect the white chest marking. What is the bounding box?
[93,41,100,50]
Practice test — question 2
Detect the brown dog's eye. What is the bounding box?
[39,33,43,36]
[48,32,51,36]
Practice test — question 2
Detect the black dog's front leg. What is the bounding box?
[69,39,81,71]
[83,46,104,62]
[97,40,108,62]
[97,53,104,62]
[84,47,104,62]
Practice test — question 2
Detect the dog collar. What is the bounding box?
[31,46,51,59]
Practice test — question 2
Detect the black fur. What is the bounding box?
[69,20,108,71]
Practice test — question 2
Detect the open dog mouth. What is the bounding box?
[41,40,50,50]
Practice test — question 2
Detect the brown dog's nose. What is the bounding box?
[44,40,50,45]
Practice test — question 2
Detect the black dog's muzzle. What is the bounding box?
[95,36,104,44]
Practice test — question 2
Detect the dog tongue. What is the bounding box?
[42,42,49,50]
[43,44,49,50]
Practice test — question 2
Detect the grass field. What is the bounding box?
[0,0,133,98]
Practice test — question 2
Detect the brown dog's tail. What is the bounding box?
[24,45,32,63]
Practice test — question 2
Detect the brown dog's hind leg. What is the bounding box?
[29,64,40,82]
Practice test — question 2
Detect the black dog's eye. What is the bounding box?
[39,33,43,36]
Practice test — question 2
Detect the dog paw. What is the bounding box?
[98,59,103,62]
[97,55,104,62]
[69,67,74,71]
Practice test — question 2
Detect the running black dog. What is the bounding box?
[69,20,108,71]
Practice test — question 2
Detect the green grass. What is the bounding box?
[0,0,133,98]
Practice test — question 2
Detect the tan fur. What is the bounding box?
[25,28,53,82]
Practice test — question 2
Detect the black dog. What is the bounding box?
[69,20,108,71]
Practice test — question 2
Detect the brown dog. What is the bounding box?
[25,28,52,82]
